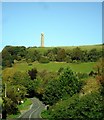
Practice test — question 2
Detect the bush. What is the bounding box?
[42,79,62,105]
[3,97,19,115]
[72,60,78,63]
[59,68,83,96]
[26,59,32,63]
[77,72,89,79]
[42,67,83,105]
[28,63,32,66]
[58,67,64,75]
[45,92,104,120]
[65,56,72,63]
[39,57,49,63]
[28,68,38,80]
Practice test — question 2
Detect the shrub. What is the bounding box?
[3,97,19,115]
[28,63,32,66]
[77,72,89,79]
[45,92,104,120]
[28,68,38,80]
[42,79,62,105]
[39,57,49,63]
[42,67,83,105]
[72,60,78,63]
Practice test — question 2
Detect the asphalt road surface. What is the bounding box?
[19,98,45,120]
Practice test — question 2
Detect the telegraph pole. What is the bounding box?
[5,83,7,97]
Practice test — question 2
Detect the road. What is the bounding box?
[19,97,45,120]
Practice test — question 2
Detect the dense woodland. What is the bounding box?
[1,45,104,119]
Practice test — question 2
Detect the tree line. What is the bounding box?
[1,45,103,68]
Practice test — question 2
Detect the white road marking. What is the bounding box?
[29,98,41,119]
[18,98,45,119]
[18,98,35,118]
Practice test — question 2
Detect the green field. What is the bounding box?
[5,61,96,74]
[28,44,102,54]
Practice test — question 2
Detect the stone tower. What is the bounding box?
[41,32,44,47]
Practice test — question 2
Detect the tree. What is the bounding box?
[56,48,66,62]
[11,85,27,103]
[65,56,72,63]
[0,52,2,65]
[94,58,103,75]
[26,50,41,62]
[42,79,62,105]
[3,46,27,60]
[46,92,104,120]
[52,47,59,54]
[39,56,49,63]
[58,67,64,75]
[47,52,56,61]
[88,48,99,62]
[2,48,14,67]
[32,70,59,100]
[28,68,38,80]
[18,46,27,58]
[3,97,19,115]
[94,57,104,96]
[82,50,88,62]
[3,84,26,105]
[71,47,83,61]
[12,71,35,97]
[59,67,83,96]
[42,67,83,105]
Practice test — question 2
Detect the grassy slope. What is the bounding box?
[28,44,102,54]
[18,98,32,112]
[2,44,102,74]
[16,44,101,73]
[6,61,96,73]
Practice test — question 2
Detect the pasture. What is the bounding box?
[5,61,96,74]
[28,44,102,54]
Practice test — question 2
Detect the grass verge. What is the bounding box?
[7,98,32,119]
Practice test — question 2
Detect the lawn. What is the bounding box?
[9,61,96,73]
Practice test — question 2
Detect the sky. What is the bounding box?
[1,2,102,50]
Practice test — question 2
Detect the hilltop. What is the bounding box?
[27,44,102,54]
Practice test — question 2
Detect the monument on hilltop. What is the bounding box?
[41,32,44,47]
